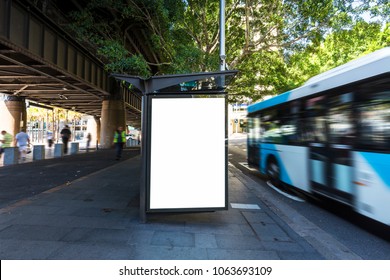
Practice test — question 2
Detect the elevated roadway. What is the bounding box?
[0,0,144,132]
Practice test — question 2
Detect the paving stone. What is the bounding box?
[151,231,195,247]
[277,251,325,260]
[127,229,155,246]
[64,216,129,229]
[215,234,263,250]
[261,240,306,253]
[75,228,133,244]
[132,245,208,260]
[185,223,243,235]
[0,213,17,224]
[0,240,65,260]
[11,214,75,227]
[48,242,135,260]
[242,211,276,224]
[195,233,218,249]
[251,223,292,242]
[0,224,73,241]
[60,227,94,242]
[3,205,62,215]
[239,224,257,236]
[128,222,186,232]
[0,223,11,231]
[207,248,280,260]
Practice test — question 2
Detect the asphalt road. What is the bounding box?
[228,137,390,260]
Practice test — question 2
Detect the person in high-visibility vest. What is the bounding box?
[0,130,13,160]
[113,126,126,160]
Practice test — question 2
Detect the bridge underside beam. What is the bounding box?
[0,0,143,126]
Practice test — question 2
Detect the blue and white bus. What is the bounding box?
[247,47,390,226]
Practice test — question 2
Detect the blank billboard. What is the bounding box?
[149,97,227,210]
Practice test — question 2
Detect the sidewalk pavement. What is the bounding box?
[0,141,140,167]
[0,142,85,167]
[0,150,360,260]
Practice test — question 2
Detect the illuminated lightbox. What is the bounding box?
[148,97,227,211]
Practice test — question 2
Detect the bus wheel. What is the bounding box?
[267,158,281,187]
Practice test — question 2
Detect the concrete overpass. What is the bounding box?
[0,0,144,147]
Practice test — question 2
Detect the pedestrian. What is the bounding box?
[113,126,126,160]
[0,133,2,159]
[0,130,13,159]
[47,130,54,148]
[15,129,30,161]
[60,125,71,154]
[86,132,91,152]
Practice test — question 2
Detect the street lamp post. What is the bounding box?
[219,0,226,88]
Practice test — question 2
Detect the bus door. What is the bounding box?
[247,114,261,166]
[306,96,330,195]
[308,93,355,205]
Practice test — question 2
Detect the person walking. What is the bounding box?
[0,130,13,159]
[15,129,30,161]
[86,132,91,152]
[60,125,71,154]
[113,126,126,160]
[47,130,54,148]
[137,132,141,145]
[0,132,2,159]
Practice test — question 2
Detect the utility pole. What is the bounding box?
[219,0,226,88]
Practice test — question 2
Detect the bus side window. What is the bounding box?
[357,92,390,150]
[303,96,327,143]
[280,101,301,145]
[248,114,261,146]
[328,93,355,146]
[261,110,283,144]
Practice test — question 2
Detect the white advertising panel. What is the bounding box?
[149,97,226,210]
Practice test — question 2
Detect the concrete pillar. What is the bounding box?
[0,95,27,138]
[3,147,19,165]
[94,116,101,149]
[54,143,63,157]
[70,142,79,154]
[86,116,100,149]
[100,99,126,148]
[32,145,45,160]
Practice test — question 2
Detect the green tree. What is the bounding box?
[65,0,186,77]
[226,0,389,101]
[167,0,340,101]
[51,0,390,101]
[286,21,390,89]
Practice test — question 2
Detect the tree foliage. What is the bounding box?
[286,21,390,90]
[65,0,186,77]
[57,0,389,101]
[221,0,389,102]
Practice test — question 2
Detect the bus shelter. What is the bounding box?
[112,71,237,222]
